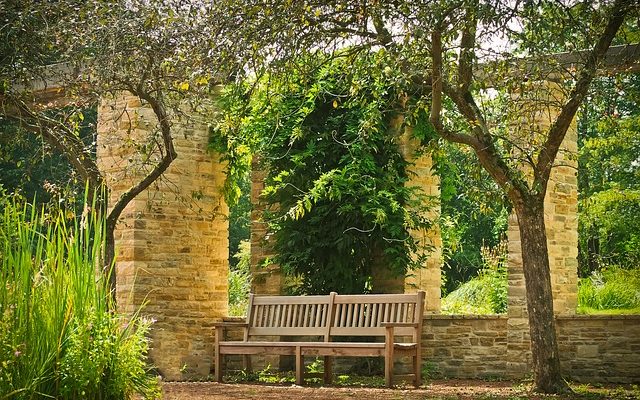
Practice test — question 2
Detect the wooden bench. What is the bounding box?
[214,291,425,387]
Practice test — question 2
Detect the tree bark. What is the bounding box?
[515,200,570,394]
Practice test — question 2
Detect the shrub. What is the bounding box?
[0,193,159,399]
[578,266,640,312]
[442,240,508,314]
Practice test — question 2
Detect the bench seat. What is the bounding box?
[217,341,417,355]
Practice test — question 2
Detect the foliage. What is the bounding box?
[214,53,435,294]
[578,73,640,276]
[228,240,251,316]
[578,266,640,313]
[442,240,508,314]
[227,171,252,269]
[0,109,96,212]
[580,189,640,271]
[437,141,510,295]
[0,192,159,399]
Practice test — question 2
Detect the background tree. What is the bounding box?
[578,73,640,274]
[1,0,248,296]
[226,0,638,393]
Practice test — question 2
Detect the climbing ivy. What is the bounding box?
[212,51,436,294]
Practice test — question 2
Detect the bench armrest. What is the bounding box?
[381,322,419,328]
[213,321,249,328]
[214,321,249,344]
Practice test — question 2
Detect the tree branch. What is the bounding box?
[443,85,529,206]
[534,0,635,197]
[7,97,103,190]
[458,4,477,92]
[106,87,178,229]
[430,29,443,131]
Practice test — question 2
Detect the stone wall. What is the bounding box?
[420,314,640,384]
[97,93,229,380]
[422,315,508,379]
[556,315,640,383]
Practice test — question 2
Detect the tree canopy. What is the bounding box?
[0,0,256,293]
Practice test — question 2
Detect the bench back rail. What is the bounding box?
[247,294,333,338]
[331,293,423,337]
[243,291,424,339]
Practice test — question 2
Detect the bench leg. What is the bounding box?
[323,356,333,384]
[295,346,303,385]
[243,354,252,374]
[384,329,394,388]
[214,350,223,382]
[413,354,421,387]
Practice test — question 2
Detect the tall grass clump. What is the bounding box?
[578,266,640,314]
[442,240,508,314]
[0,193,159,399]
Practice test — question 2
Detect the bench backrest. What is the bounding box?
[246,294,332,338]
[331,292,425,337]
[244,291,425,341]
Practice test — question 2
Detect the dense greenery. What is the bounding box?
[214,53,435,294]
[437,142,510,296]
[228,240,251,316]
[0,193,159,399]
[578,73,640,275]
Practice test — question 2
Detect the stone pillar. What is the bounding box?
[97,93,229,380]
[505,81,579,377]
[545,124,579,314]
[399,128,442,313]
[249,158,284,295]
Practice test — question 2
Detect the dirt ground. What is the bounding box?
[162,379,640,400]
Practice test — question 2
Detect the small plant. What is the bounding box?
[305,358,323,374]
[421,361,440,380]
[228,240,251,316]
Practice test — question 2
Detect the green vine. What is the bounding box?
[212,51,437,294]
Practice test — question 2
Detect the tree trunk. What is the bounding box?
[515,201,571,394]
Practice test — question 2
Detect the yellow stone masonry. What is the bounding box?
[399,129,442,313]
[97,93,229,380]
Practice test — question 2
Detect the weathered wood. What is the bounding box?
[213,291,425,387]
[295,346,303,385]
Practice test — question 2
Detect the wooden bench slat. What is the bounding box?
[219,341,386,348]
[333,293,420,302]
[253,295,330,304]
[273,304,280,327]
[249,327,326,336]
